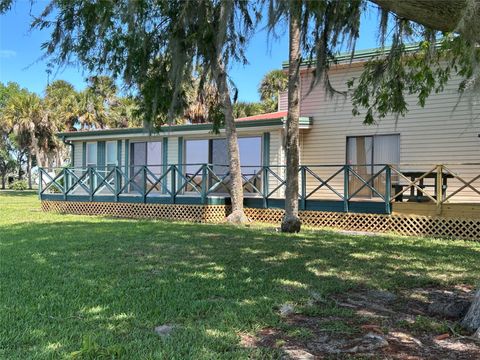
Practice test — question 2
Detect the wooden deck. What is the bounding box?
[392,202,480,219]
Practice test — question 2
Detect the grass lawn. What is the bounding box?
[1,191,479,359]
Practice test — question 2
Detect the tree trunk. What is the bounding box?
[281,1,302,233]
[1,173,5,190]
[461,288,480,335]
[27,152,32,189]
[211,0,247,224]
[213,60,248,224]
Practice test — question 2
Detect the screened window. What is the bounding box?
[183,136,263,194]
[185,139,208,175]
[147,141,162,176]
[346,134,400,197]
[106,141,117,166]
[130,141,163,192]
[86,142,97,167]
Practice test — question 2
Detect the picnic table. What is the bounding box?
[394,170,454,202]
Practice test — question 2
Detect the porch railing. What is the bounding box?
[39,163,480,214]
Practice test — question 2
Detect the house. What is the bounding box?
[40,46,480,240]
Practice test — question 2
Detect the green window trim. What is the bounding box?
[117,140,122,167]
[125,140,130,178]
[162,138,168,193]
[71,143,75,167]
[263,132,270,196]
[97,141,106,170]
[177,137,183,189]
[82,142,86,169]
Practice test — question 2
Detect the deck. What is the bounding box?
[39,163,480,218]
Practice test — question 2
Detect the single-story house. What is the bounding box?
[40,46,480,239]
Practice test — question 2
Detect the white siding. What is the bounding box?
[299,66,480,202]
[73,141,83,168]
[167,137,179,164]
[268,129,285,197]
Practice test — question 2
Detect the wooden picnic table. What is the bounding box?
[397,170,454,202]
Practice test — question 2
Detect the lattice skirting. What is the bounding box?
[42,201,480,241]
[41,201,229,223]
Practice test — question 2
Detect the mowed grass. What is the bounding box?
[0,191,479,359]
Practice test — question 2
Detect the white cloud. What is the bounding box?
[0,50,17,58]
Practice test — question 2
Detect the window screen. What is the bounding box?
[86,143,97,166]
[106,141,117,165]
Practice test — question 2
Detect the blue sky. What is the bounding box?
[1,2,381,103]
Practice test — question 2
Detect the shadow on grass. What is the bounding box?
[0,190,38,197]
[1,218,479,358]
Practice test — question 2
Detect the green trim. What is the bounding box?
[282,42,426,69]
[262,132,270,206]
[117,140,122,166]
[125,140,130,178]
[82,142,86,169]
[299,117,312,126]
[162,138,168,193]
[177,137,183,189]
[58,119,286,139]
[97,141,106,170]
[71,143,75,167]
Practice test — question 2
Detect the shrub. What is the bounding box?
[10,180,28,190]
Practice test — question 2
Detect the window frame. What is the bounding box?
[184,136,263,167]
[345,133,400,166]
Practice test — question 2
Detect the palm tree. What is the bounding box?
[259,69,288,112]
[266,0,362,232]
[44,80,80,131]
[2,91,44,188]
[165,0,259,223]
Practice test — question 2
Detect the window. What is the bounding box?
[86,142,97,167]
[347,134,400,197]
[185,139,208,175]
[130,141,163,192]
[184,137,263,194]
[106,141,117,167]
[147,141,162,176]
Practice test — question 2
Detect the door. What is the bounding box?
[347,136,373,198]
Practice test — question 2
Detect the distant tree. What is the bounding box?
[2,91,44,188]
[232,101,266,118]
[0,136,16,189]
[259,69,288,112]
[14,0,259,223]
[44,80,80,131]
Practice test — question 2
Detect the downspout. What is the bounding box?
[62,136,74,168]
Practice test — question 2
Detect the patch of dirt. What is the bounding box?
[240,286,480,359]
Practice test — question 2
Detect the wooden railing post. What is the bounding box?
[436,164,443,215]
[38,169,43,199]
[171,165,176,204]
[385,165,391,214]
[143,166,147,203]
[114,166,119,202]
[301,166,306,210]
[201,164,207,204]
[344,165,349,212]
[89,167,94,201]
[262,166,268,208]
[63,168,68,200]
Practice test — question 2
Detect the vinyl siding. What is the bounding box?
[73,141,83,169]
[278,91,288,111]
[300,66,480,202]
[268,129,285,197]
